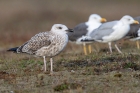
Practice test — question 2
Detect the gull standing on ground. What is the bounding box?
[125,16,140,49]
[81,15,139,53]
[68,14,106,55]
[7,24,73,74]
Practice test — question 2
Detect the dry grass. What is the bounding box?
[1,0,140,93]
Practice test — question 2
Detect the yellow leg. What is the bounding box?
[88,44,92,54]
[83,43,87,55]
[136,41,140,49]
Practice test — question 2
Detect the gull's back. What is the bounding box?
[68,23,88,41]
[89,21,118,40]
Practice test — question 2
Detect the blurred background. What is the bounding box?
[0,0,140,53]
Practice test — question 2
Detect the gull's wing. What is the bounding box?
[68,23,88,41]
[89,21,118,40]
[17,32,51,54]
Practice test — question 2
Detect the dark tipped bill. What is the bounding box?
[66,28,73,32]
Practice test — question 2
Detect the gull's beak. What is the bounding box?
[66,28,73,32]
[100,18,107,22]
[133,20,139,24]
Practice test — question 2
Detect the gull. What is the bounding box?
[81,15,139,53]
[125,16,140,49]
[68,14,106,55]
[7,24,73,74]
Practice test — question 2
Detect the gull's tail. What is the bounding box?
[81,39,95,42]
[80,36,95,42]
[7,47,19,53]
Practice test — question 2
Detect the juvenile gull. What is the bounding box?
[7,24,73,74]
[81,15,139,53]
[125,16,140,49]
[68,14,106,55]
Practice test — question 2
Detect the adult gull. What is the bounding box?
[81,15,139,53]
[8,24,73,74]
[125,16,140,49]
[68,14,106,55]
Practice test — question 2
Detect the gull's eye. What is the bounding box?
[58,27,62,29]
[127,18,130,21]
[94,17,97,19]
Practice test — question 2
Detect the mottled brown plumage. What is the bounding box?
[17,31,68,57]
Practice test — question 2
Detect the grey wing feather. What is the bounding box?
[89,21,118,40]
[17,32,51,54]
[68,23,88,41]
[126,16,140,38]
[97,21,118,30]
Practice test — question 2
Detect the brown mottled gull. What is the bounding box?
[8,24,73,74]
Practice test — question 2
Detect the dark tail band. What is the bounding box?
[7,47,19,53]
[81,39,95,42]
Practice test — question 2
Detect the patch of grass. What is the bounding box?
[133,73,140,79]
[114,73,122,78]
[122,62,140,70]
[36,60,44,65]
[54,83,69,91]
[54,82,82,92]
[19,59,35,68]
[1,44,140,93]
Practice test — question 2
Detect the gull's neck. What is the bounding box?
[50,30,67,35]
[86,21,102,35]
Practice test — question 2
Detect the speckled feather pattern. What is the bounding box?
[17,31,68,57]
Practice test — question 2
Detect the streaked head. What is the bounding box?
[120,15,139,25]
[88,14,107,23]
[51,24,73,33]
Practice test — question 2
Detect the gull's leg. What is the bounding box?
[43,56,47,72]
[88,44,92,54]
[114,42,122,54]
[83,43,87,55]
[136,41,140,49]
[108,42,112,53]
[50,57,53,74]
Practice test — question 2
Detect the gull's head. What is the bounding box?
[120,15,139,25]
[88,14,107,23]
[51,24,73,33]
